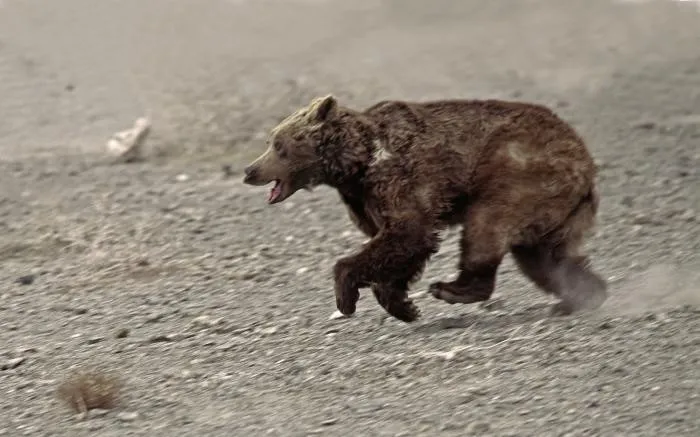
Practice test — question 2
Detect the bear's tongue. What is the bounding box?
[268,180,282,203]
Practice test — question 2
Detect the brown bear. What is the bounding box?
[242,95,607,323]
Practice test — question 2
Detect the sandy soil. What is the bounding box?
[1,0,699,436]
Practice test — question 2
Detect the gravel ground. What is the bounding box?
[1,0,699,436]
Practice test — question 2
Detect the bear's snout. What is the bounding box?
[243,164,259,185]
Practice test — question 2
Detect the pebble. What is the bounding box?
[632,120,656,130]
[440,421,462,431]
[116,411,139,422]
[407,290,428,299]
[466,422,491,433]
[16,275,35,285]
[175,174,189,182]
[320,418,338,426]
[191,315,224,328]
[115,328,130,339]
[598,320,614,330]
[88,409,110,418]
[258,326,279,336]
[1,357,26,370]
[147,334,177,343]
[680,209,696,222]
[479,298,505,311]
[328,310,351,320]
[145,312,166,324]
[221,165,234,178]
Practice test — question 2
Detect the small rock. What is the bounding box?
[147,334,176,343]
[320,418,338,426]
[328,310,351,320]
[598,320,614,330]
[175,174,189,182]
[408,290,427,299]
[16,275,35,285]
[116,411,139,422]
[479,298,505,311]
[440,421,462,431]
[355,403,385,414]
[680,209,696,222]
[632,120,656,130]
[1,357,26,370]
[258,326,279,336]
[632,214,653,225]
[88,408,110,418]
[191,315,223,328]
[466,422,491,433]
[455,393,478,405]
[621,196,635,207]
[106,117,150,162]
[86,336,104,345]
[145,312,166,324]
[421,349,458,361]
[296,267,309,275]
[240,270,258,280]
[115,328,130,339]
[438,317,471,330]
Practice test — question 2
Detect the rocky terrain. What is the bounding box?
[0,0,699,436]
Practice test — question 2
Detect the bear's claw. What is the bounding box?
[383,298,421,323]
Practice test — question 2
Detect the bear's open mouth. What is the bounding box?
[268,179,284,204]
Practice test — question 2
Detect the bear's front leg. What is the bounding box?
[333,224,440,321]
[333,260,363,317]
[371,281,421,322]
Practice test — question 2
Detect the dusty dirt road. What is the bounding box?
[1,0,699,436]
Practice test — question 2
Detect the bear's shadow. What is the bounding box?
[412,302,556,335]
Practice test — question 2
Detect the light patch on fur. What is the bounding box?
[270,95,330,137]
[414,186,433,211]
[370,139,393,166]
[506,141,530,167]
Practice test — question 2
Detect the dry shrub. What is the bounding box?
[56,369,123,415]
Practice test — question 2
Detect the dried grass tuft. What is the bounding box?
[56,369,123,416]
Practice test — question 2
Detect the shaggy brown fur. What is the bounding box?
[243,95,608,322]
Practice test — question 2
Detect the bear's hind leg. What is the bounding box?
[429,206,510,305]
[512,188,608,316]
[511,244,608,316]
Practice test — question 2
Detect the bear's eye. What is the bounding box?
[273,141,287,159]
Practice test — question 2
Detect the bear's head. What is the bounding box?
[243,94,372,204]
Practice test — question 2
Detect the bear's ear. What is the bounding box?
[310,94,338,123]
